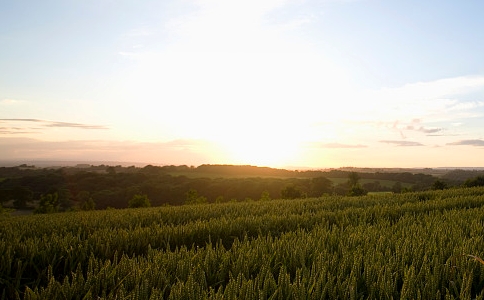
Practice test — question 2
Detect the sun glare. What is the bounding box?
[219,135,300,168]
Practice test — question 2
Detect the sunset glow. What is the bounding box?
[1,1,484,168]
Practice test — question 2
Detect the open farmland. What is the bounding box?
[2,187,484,299]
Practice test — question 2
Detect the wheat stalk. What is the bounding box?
[467,254,484,266]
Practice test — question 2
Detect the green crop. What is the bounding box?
[2,187,484,299]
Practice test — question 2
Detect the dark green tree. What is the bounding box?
[57,188,74,210]
[35,193,59,214]
[10,187,33,208]
[185,189,207,205]
[347,172,360,187]
[81,198,96,211]
[347,172,367,196]
[363,181,383,192]
[128,194,151,208]
[281,185,303,199]
[348,185,367,196]
[0,189,10,206]
[309,177,333,197]
[106,166,116,175]
[432,179,448,190]
[392,182,403,193]
[77,191,95,210]
[464,175,484,187]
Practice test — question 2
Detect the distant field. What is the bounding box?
[166,172,415,188]
[164,170,310,179]
[3,187,484,299]
[327,177,414,188]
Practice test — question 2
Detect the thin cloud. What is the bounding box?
[427,134,460,137]
[350,76,484,125]
[447,100,484,111]
[0,138,220,165]
[165,139,210,148]
[45,121,108,130]
[420,127,442,134]
[380,76,484,102]
[0,118,41,122]
[0,129,38,135]
[0,119,108,130]
[447,139,484,147]
[405,125,443,134]
[380,140,424,147]
[384,119,444,139]
[308,142,367,149]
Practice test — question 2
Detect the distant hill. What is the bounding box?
[3,163,484,211]
[164,164,447,180]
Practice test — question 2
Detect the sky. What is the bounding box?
[1,0,484,169]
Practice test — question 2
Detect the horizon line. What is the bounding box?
[1,159,484,171]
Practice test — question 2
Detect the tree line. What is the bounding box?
[0,166,332,210]
[1,164,482,212]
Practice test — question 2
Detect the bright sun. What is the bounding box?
[220,135,301,167]
[209,119,307,168]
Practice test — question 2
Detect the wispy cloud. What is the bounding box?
[44,121,108,129]
[378,76,484,102]
[0,119,108,133]
[379,140,424,147]
[307,142,367,149]
[401,119,443,135]
[0,128,38,134]
[349,76,484,124]
[418,127,442,134]
[447,139,484,147]
[371,119,445,140]
[0,138,221,165]
[446,100,484,112]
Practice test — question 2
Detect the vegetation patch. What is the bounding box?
[2,187,484,298]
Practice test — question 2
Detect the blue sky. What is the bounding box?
[1,0,484,168]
